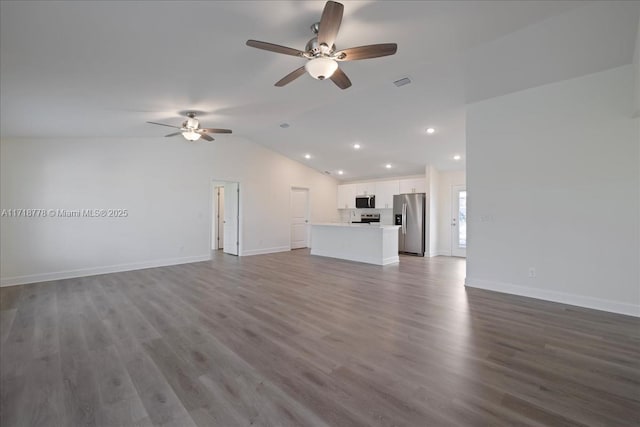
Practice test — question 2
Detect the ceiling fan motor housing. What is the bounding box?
[183,116,199,130]
[305,37,336,57]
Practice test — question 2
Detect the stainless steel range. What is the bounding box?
[351,213,380,224]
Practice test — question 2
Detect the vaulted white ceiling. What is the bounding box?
[1,1,638,180]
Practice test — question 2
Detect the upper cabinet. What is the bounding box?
[355,182,376,196]
[337,176,426,209]
[337,183,356,209]
[375,180,399,209]
[399,178,426,194]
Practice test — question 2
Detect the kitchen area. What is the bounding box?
[311,176,428,265]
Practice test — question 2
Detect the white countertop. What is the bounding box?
[312,222,400,230]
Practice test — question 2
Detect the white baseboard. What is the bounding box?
[465,277,640,317]
[0,254,212,287]
[241,246,291,257]
[429,250,451,257]
[381,256,400,265]
[310,250,398,266]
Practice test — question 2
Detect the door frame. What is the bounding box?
[451,184,466,258]
[290,187,310,250]
[210,179,242,257]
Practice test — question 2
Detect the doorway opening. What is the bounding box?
[212,185,225,250]
[290,187,310,249]
[451,185,466,257]
[212,180,240,256]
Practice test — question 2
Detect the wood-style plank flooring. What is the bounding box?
[1,250,639,426]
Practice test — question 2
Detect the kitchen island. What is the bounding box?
[310,223,400,265]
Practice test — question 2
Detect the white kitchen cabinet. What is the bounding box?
[355,182,376,196]
[399,178,426,194]
[337,184,356,209]
[311,223,400,265]
[375,180,399,209]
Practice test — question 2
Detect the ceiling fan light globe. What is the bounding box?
[305,57,338,80]
[182,131,201,142]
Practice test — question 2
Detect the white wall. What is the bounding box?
[636,22,640,275]
[634,19,639,116]
[0,136,339,285]
[466,65,639,316]
[436,170,466,256]
[426,166,439,257]
[633,22,640,274]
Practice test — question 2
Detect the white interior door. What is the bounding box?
[223,182,239,255]
[291,188,309,249]
[217,187,224,249]
[451,185,467,257]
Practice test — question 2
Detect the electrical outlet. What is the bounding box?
[528,267,536,278]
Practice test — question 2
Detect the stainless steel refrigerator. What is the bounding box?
[393,193,426,256]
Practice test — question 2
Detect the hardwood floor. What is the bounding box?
[1,250,639,426]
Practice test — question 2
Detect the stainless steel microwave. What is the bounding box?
[355,195,375,209]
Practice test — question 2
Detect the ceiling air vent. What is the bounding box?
[393,77,411,87]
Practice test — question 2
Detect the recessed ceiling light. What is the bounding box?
[304,154,311,159]
[385,164,392,169]
[453,154,461,160]
[426,127,435,134]
[280,123,290,128]
[353,143,361,149]
[338,170,344,175]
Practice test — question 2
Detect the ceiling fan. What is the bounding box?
[246,0,397,90]
[146,112,232,142]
